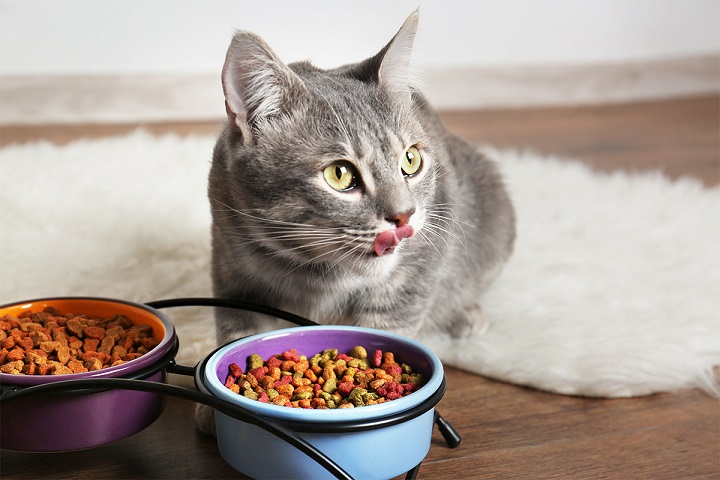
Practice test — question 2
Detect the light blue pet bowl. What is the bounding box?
[199,326,447,480]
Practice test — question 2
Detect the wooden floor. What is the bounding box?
[1,95,718,479]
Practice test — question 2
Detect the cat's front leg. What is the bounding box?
[215,307,287,346]
[195,403,217,436]
[448,303,489,338]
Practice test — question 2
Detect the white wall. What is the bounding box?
[1,0,718,123]
[1,0,718,75]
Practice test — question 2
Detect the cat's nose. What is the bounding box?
[388,208,415,227]
[374,208,416,256]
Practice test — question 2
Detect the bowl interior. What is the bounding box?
[1,298,166,342]
[215,328,434,379]
[203,326,443,423]
[0,297,175,385]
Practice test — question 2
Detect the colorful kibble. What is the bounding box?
[223,346,423,409]
[0,307,158,375]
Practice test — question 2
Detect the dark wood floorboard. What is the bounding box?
[1,95,718,479]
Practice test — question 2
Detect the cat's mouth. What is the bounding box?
[373,224,414,257]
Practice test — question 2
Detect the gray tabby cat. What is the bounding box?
[209,12,515,350]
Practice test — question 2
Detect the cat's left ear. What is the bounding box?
[377,12,420,102]
[222,31,307,145]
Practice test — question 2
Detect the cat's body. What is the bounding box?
[209,13,515,348]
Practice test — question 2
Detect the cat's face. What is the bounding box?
[216,13,438,277]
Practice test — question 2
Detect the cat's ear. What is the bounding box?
[222,31,306,145]
[377,11,420,100]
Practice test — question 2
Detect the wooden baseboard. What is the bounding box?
[1,55,717,125]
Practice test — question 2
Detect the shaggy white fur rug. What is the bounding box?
[2,130,718,398]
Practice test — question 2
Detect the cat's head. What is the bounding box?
[215,13,443,277]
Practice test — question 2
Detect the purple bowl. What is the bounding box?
[0,297,177,452]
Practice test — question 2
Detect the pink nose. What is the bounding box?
[373,224,415,257]
[390,211,413,227]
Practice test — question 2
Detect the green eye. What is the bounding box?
[402,146,422,177]
[323,161,357,191]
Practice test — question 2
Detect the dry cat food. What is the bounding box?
[223,346,424,409]
[0,307,158,375]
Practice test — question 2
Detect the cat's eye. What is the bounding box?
[323,161,357,191]
[402,146,423,177]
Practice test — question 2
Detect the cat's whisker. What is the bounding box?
[251,223,347,233]
[424,219,470,261]
[342,230,377,242]
[282,241,354,277]
[278,245,342,273]
[425,212,471,247]
[427,202,472,215]
[262,231,343,241]
[425,214,470,256]
[222,227,343,252]
[211,197,345,231]
[429,210,475,229]
[322,242,369,277]
[429,202,475,213]
[275,236,354,254]
[416,230,448,265]
[215,202,378,270]
[222,228,332,242]
[227,235,334,252]
[427,204,476,247]
[225,226,337,237]
[421,223,452,251]
[427,205,472,230]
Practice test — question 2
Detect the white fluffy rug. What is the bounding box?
[2,130,718,398]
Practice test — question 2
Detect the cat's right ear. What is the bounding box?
[222,31,306,145]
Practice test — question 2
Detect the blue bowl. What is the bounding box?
[201,326,445,480]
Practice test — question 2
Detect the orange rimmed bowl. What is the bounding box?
[0,297,178,452]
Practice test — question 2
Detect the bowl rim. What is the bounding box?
[0,296,177,386]
[200,325,444,424]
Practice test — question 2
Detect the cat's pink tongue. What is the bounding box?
[374,225,414,256]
